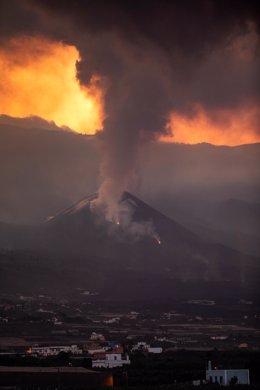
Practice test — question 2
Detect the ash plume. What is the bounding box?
[1,0,260,228]
[90,40,173,222]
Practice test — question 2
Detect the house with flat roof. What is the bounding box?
[92,352,130,368]
[206,360,250,386]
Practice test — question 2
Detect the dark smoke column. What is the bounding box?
[94,43,173,222]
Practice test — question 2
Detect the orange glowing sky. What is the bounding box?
[0,36,104,134]
[162,104,260,146]
[0,36,259,146]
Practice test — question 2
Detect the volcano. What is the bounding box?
[0,192,259,301]
[46,191,199,250]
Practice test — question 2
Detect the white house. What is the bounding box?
[147,347,163,354]
[132,342,162,354]
[206,361,250,386]
[92,353,131,368]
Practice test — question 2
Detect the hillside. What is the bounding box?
[0,192,259,302]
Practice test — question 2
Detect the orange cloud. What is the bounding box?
[0,36,104,134]
[163,103,260,146]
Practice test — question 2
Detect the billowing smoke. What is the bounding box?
[0,0,259,229]
[74,31,174,225]
[88,40,173,223]
[85,37,173,240]
[106,198,161,243]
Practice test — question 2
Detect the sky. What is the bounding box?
[0,0,259,222]
[0,0,259,145]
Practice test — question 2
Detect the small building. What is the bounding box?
[206,361,250,386]
[132,342,162,354]
[147,347,163,354]
[92,352,131,369]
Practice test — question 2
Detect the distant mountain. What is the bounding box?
[1,123,260,224]
[205,198,260,235]
[0,124,100,224]
[154,197,260,257]
[189,224,260,258]
[0,192,259,302]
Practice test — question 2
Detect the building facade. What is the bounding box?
[92,353,131,369]
[206,361,250,386]
[132,342,162,354]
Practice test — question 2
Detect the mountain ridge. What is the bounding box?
[0,191,259,303]
[1,123,260,225]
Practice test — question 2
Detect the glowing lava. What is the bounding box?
[0,36,104,133]
[154,235,161,245]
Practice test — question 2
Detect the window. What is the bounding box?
[209,376,213,383]
[230,376,238,385]
[220,376,223,384]
[215,376,218,383]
